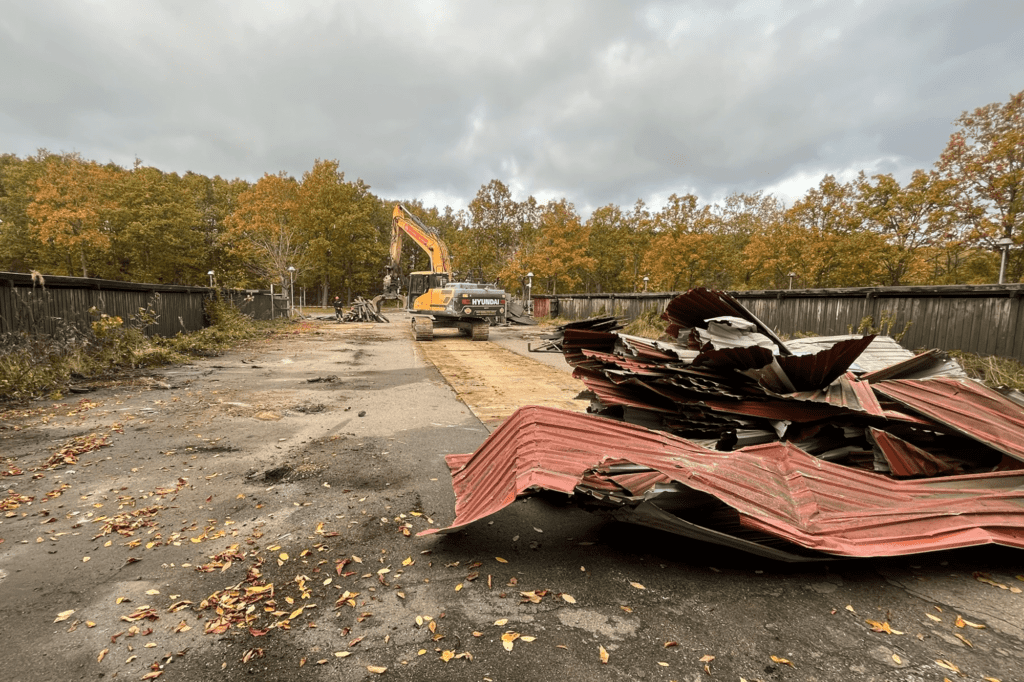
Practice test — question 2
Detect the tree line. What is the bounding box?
[1,89,1020,303]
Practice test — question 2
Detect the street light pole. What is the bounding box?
[526,272,533,315]
[643,276,649,292]
[287,266,296,317]
[997,237,1013,284]
[788,272,796,290]
[207,270,214,288]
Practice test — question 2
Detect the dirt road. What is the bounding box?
[2,313,1023,682]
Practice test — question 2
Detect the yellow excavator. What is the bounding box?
[382,204,507,341]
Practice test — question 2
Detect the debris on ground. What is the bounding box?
[528,316,622,352]
[427,288,1024,560]
[506,300,538,326]
[339,297,390,323]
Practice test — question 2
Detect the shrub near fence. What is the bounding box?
[533,284,1024,363]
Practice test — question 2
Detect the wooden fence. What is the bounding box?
[0,272,288,339]
[532,284,1024,362]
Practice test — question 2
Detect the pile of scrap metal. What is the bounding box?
[528,315,622,352]
[339,296,389,323]
[423,288,1024,561]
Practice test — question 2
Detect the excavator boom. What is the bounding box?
[389,204,452,275]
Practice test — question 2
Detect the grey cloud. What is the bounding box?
[1,0,1021,212]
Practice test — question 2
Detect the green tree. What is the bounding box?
[527,199,595,295]
[224,172,303,289]
[459,180,538,286]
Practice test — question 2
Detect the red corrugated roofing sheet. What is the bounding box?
[661,288,792,354]
[873,378,1024,463]
[868,427,959,477]
[422,406,1024,558]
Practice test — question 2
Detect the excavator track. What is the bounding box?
[470,320,489,341]
[412,316,434,341]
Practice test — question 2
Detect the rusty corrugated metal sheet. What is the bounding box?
[861,349,967,383]
[873,378,1024,463]
[661,288,792,354]
[422,406,1024,558]
[868,427,959,477]
[775,335,876,391]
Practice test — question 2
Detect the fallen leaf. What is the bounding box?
[54,610,75,623]
[495,557,508,563]
[664,641,678,647]
[455,583,463,592]
[521,636,536,642]
[599,645,609,664]
[561,594,576,604]
[279,552,288,561]
[845,604,856,613]
[629,582,645,590]
[926,613,941,622]
[440,650,454,662]
[557,644,568,650]
[865,619,904,635]
[954,633,973,647]
[963,619,986,629]
[955,615,966,628]
[367,665,387,674]
[658,661,669,667]
[620,605,633,613]
[97,648,109,662]
[82,556,90,562]
[936,659,961,674]
[700,655,715,663]
[145,589,160,596]
[334,651,352,658]
[892,653,902,664]
[501,632,520,651]
[494,618,508,626]
[771,655,795,668]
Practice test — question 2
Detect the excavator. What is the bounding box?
[381,204,507,341]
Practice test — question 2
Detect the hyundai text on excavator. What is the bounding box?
[381,204,507,341]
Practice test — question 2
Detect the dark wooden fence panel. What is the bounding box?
[533,285,1024,362]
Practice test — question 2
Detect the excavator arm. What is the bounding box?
[385,205,452,294]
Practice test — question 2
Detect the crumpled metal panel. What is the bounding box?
[861,349,968,382]
[873,378,1024,463]
[775,335,876,392]
[868,427,959,477]
[422,406,1024,558]
[662,288,791,354]
[785,373,884,415]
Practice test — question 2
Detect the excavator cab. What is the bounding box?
[408,272,448,301]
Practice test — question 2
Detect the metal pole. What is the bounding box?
[1000,248,1008,285]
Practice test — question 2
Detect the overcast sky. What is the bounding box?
[2,0,1021,213]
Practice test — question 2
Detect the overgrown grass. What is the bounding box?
[622,308,666,338]
[949,351,1024,392]
[0,298,284,404]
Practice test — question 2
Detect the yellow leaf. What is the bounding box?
[415,616,423,626]
[936,660,961,674]
[629,582,645,590]
[428,621,437,634]
[289,607,304,620]
[495,557,508,563]
[334,651,352,658]
[145,589,160,596]
[501,632,520,642]
[54,610,75,623]
[440,650,454,662]
[82,556,90,562]
[620,605,633,613]
[599,645,609,664]
[455,583,463,592]
[556,644,568,650]
[926,613,941,622]
[955,615,966,628]
[367,666,387,674]
[657,661,669,667]
[964,619,986,629]
[97,648,108,662]
[472,631,482,637]
[417,649,426,656]
[771,655,795,668]
[699,655,715,663]
[279,552,289,561]
[954,633,973,647]
[494,618,508,626]
[402,557,413,566]
[561,594,576,604]
[520,636,536,642]
[85,621,96,628]
[845,604,855,612]
[892,653,902,664]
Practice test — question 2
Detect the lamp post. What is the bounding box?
[997,237,1013,284]
[642,276,649,292]
[788,272,796,290]
[207,270,214,288]
[526,272,533,314]
[287,266,296,317]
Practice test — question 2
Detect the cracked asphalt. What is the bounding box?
[2,313,1023,682]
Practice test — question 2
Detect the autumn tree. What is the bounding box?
[224,172,303,289]
[297,160,379,304]
[586,200,653,292]
[645,193,721,291]
[938,89,1024,281]
[26,153,118,278]
[458,180,538,286]
[527,199,595,295]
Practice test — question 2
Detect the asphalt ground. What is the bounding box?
[1,314,1023,682]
